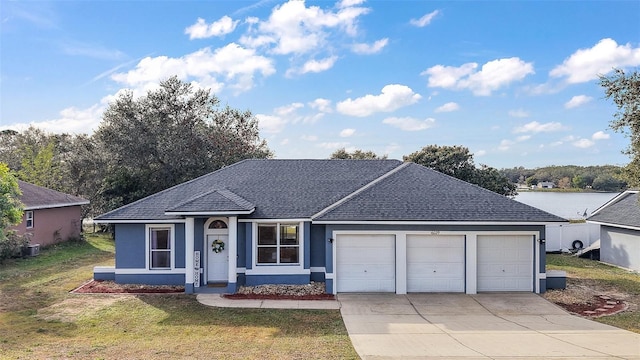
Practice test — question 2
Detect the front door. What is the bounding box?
[207,234,229,283]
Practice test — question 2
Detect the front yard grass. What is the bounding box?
[546,253,640,333]
[0,233,358,359]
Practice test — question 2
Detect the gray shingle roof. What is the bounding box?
[18,181,89,210]
[96,159,402,221]
[588,191,640,229]
[95,159,565,223]
[313,163,566,222]
[166,189,255,213]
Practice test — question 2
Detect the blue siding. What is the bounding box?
[174,223,185,269]
[115,273,184,285]
[237,222,247,268]
[304,222,311,269]
[115,224,145,268]
[244,223,253,270]
[310,224,326,268]
[245,274,310,286]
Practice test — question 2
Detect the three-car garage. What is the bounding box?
[334,232,538,294]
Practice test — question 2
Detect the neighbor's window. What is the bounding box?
[25,211,34,229]
[257,223,299,264]
[149,227,172,269]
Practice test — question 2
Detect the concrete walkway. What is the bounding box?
[339,293,640,359]
[196,293,340,309]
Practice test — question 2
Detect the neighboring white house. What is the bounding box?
[588,191,640,272]
[537,181,555,189]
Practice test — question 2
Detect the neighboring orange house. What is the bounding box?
[11,181,89,247]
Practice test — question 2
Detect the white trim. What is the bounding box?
[587,220,640,232]
[396,232,407,295]
[237,267,246,274]
[325,273,334,280]
[589,190,638,216]
[112,268,186,275]
[239,218,310,223]
[93,266,115,273]
[94,219,186,224]
[245,267,311,275]
[252,221,305,270]
[539,273,547,280]
[25,210,34,229]
[313,220,562,225]
[465,234,477,294]
[165,210,254,216]
[204,217,230,284]
[310,267,325,273]
[185,218,194,286]
[228,216,238,284]
[535,234,540,293]
[145,224,176,271]
[24,201,89,211]
[312,163,410,219]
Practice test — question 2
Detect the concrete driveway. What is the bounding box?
[339,293,640,359]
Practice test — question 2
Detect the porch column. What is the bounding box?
[228,216,238,292]
[185,217,195,294]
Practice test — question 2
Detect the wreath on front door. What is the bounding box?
[211,239,225,253]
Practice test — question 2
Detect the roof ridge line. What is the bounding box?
[589,190,638,217]
[311,162,409,220]
[216,188,255,209]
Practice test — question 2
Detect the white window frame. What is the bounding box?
[248,221,306,275]
[146,224,175,270]
[25,211,34,229]
[256,222,300,265]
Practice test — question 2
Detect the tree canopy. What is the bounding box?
[330,148,387,159]
[404,145,517,196]
[600,69,640,187]
[0,163,23,241]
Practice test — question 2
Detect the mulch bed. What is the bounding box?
[223,293,335,300]
[72,280,184,294]
[556,295,628,318]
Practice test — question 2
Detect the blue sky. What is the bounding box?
[1,0,639,169]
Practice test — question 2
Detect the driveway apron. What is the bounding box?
[338,293,640,359]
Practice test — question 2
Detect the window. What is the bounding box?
[208,220,228,229]
[257,223,299,264]
[25,211,34,229]
[149,227,172,269]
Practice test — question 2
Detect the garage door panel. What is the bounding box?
[337,234,395,293]
[478,235,533,292]
[407,235,465,292]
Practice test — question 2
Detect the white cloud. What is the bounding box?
[513,121,567,133]
[382,116,435,131]
[275,102,304,116]
[351,38,388,54]
[301,134,318,141]
[1,103,104,134]
[111,43,275,93]
[256,114,287,133]
[573,138,595,148]
[498,139,514,151]
[280,138,290,145]
[475,150,487,157]
[319,141,349,149]
[423,57,534,96]
[550,38,640,84]
[289,56,338,76]
[241,0,370,55]
[338,0,365,8]
[516,135,531,142]
[592,131,610,140]
[508,109,529,118]
[340,128,356,137]
[564,95,593,109]
[185,16,239,39]
[410,10,440,27]
[434,102,459,113]
[308,98,332,112]
[336,84,422,117]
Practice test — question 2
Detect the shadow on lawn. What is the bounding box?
[136,294,347,338]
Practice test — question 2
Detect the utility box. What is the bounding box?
[27,244,40,257]
[546,270,567,290]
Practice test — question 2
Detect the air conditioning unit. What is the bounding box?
[27,244,40,257]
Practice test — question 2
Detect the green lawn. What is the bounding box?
[547,253,640,333]
[0,233,358,359]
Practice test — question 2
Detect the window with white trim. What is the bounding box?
[257,223,299,264]
[25,211,34,229]
[149,227,172,269]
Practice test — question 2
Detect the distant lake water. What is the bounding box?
[514,192,619,220]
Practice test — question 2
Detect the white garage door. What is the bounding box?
[336,234,395,292]
[478,235,533,291]
[407,235,465,292]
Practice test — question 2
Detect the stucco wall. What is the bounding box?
[11,206,83,246]
[600,226,640,272]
